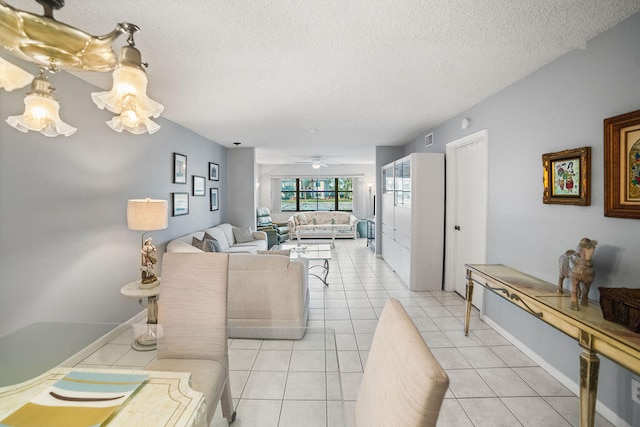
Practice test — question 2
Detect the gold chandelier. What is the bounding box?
[0,0,163,137]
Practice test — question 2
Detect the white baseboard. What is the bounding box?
[483,315,628,427]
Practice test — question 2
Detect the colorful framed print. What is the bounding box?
[604,109,640,219]
[209,162,219,181]
[192,175,206,196]
[542,146,591,205]
[173,153,187,184]
[172,192,189,216]
[210,188,219,211]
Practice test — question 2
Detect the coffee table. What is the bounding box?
[279,243,332,286]
[296,228,337,247]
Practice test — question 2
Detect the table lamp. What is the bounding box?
[127,198,168,288]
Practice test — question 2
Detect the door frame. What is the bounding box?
[444,129,489,296]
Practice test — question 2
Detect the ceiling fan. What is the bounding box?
[294,155,331,169]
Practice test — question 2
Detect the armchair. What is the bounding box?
[256,207,289,248]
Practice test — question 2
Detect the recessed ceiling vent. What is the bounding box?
[425,133,434,148]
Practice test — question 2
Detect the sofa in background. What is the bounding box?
[166,223,267,254]
[288,211,358,240]
[256,206,290,248]
[166,226,309,339]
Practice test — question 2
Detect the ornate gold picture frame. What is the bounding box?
[542,147,591,205]
[604,109,640,219]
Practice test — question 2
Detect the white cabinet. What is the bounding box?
[381,153,444,291]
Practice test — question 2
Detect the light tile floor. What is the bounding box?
[72,238,614,427]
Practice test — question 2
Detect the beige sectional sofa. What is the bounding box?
[166,223,267,253]
[287,211,358,239]
[166,224,309,339]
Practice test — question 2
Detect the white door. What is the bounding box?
[444,130,488,310]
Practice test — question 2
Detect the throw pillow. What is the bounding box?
[203,233,222,252]
[192,236,213,252]
[257,249,291,257]
[298,213,308,225]
[232,226,254,243]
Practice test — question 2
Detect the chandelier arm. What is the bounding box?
[36,0,63,18]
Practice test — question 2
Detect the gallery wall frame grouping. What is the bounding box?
[172,154,221,214]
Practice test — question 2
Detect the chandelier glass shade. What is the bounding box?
[91,46,164,135]
[0,57,33,91]
[0,0,163,137]
[5,69,76,137]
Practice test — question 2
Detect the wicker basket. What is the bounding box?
[598,287,640,333]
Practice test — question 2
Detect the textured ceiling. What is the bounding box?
[4,1,640,164]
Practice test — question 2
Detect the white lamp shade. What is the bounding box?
[127,198,168,231]
[6,93,77,137]
[0,58,33,91]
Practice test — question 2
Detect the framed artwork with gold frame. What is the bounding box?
[604,109,640,219]
[542,146,591,205]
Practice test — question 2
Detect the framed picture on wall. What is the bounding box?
[192,175,206,196]
[173,153,187,184]
[542,146,591,206]
[210,188,219,211]
[209,162,219,181]
[172,192,189,216]
[604,109,640,219]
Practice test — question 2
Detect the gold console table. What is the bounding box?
[464,264,640,427]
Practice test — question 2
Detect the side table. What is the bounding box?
[120,280,161,351]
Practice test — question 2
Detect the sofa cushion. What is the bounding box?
[314,212,333,224]
[297,213,308,225]
[233,226,254,243]
[332,212,350,224]
[217,223,237,246]
[204,227,230,251]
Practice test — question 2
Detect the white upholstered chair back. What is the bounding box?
[354,298,449,427]
[156,252,229,364]
[147,252,236,424]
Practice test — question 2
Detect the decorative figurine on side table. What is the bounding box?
[558,237,598,310]
[140,237,159,288]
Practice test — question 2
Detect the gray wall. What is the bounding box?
[403,12,640,425]
[0,58,227,337]
[226,147,256,229]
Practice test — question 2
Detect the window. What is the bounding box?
[280,178,353,211]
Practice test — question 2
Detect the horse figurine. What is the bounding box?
[557,238,598,311]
